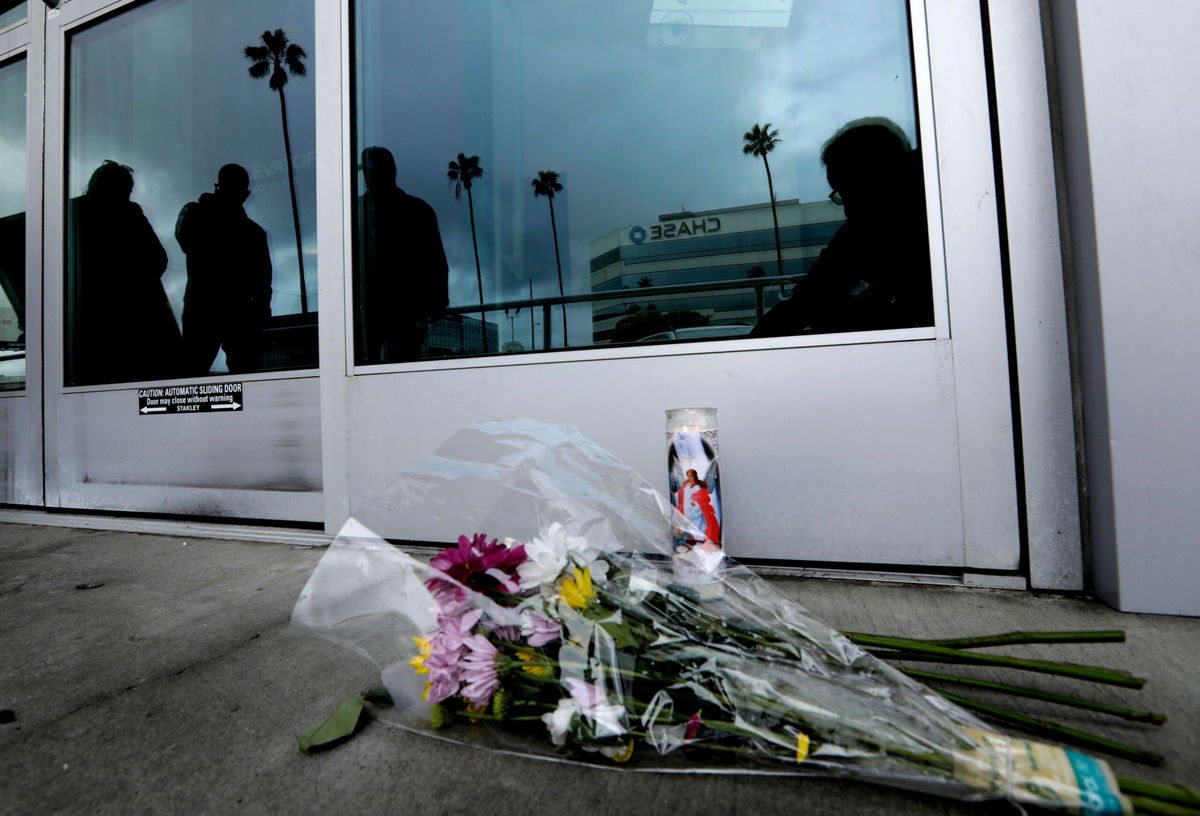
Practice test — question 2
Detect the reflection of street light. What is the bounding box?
[528,277,536,351]
[505,306,520,349]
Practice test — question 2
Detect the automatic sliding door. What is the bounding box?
[321,1,1020,571]
[42,0,323,521]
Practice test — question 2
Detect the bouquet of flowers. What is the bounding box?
[292,420,1159,815]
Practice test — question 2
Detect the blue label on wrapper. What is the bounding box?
[1066,749,1126,816]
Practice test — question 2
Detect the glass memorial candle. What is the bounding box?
[666,407,724,587]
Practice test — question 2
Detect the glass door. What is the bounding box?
[318,0,1022,572]
[40,0,324,521]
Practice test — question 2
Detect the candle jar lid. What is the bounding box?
[666,407,718,431]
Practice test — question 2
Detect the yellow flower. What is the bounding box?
[465,700,487,723]
[560,566,596,609]
[408,636,433,675]
[610,739,635,763]
[515,650,551,676]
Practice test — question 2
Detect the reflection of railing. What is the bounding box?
[442,275,805,350]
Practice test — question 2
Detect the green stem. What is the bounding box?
[1119,778,1200,809]
[1126,796,1200,816]
[901,668,1166,725]
[498,640,666,684]
[847,634,1146,688]
[934,689,1163,766]
[906,630,1127,649]
[451,710,543,722]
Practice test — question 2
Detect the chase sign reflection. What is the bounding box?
[628,217,721,245]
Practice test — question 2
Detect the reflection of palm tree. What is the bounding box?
[245,29,309,313]
[448,153,487,352]
[531,170,567,346]
[743,123,784,278]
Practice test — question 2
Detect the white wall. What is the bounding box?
[1053,1,1200,615]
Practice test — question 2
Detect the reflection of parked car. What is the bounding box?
[0,345,25,389]
[637,325,753,343]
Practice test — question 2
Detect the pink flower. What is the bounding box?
[460,634,501,707]
[417,599,486,704]
[564,678,603,709]
[423,641,464,704]
[435,602,483,652]
[521,610,561,647]
[487,623,522,644]
[426,534,528,601]
[685,712,702,742]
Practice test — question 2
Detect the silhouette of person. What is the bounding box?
[0,210,24,345]
[750,118,933,338]
[356,146,449,363]
[175,164,273,374]
[67,160,182,385]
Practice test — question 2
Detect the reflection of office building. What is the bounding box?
[589,199,843,342]
[425,315,499,357]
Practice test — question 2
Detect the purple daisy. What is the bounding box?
[521,609,561,647]
[423,641,464,704]
[459,634,501,707]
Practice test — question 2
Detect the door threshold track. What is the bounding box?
[0,508,332,547]
[754,564,1028,590]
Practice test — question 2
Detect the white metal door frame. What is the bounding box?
[0,5,45,508]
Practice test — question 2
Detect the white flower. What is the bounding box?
[518,522,609,590]
[588,702,628,740]
[541,683,628,747]
[564,678,627,739]
[517,524,572,589]
[542,698,578,746]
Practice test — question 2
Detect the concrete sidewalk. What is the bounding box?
[1,523,1195,815]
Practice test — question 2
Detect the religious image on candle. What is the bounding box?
[669,437,721,550]
[666,408,722,556]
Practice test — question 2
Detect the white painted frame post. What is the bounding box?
[985,0,1083,590]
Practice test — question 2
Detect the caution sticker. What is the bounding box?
[137,382,244,415]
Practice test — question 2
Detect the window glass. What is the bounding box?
[353,0,931,363]
[0,2,26,30]
[0,56,26,390]
[65,0,316,386]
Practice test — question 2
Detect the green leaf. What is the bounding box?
[363,687,393,706]
[599,619,641,651]
[297,694,366,753]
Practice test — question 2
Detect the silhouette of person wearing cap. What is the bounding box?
[68,160,182,385]
[357,146,449,363]
[175,164,273,374]
[751,118,933,338]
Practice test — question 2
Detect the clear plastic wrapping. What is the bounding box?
[292,419,1131,814]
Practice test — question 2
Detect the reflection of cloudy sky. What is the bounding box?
[54,0,915,347]
[0,1,25,31]
[359,0,916,345]
[0,57,25,219]
[68,0,316,318]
